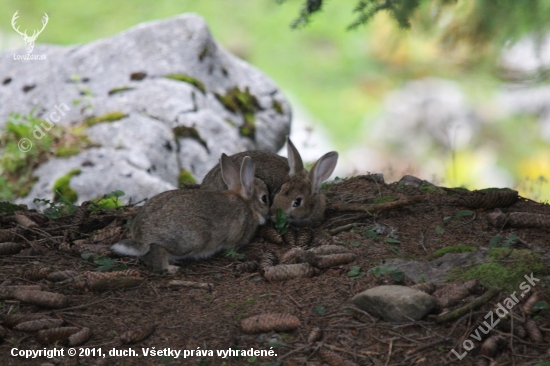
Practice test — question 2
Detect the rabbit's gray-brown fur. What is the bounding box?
[111,154,269,273]
[201,137,338,227]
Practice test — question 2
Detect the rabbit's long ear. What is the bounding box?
[308,151,338,193]
[221,153,241,191]
[240,156,255,199]
[287,136,304,177]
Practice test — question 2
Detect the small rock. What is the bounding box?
[352,285,437,322]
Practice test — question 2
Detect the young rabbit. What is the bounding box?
[201,137,338,227]
[111,154,269,273]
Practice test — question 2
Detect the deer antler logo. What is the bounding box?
[11,11,49,54]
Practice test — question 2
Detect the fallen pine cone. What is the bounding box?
[235,261,259,273]
[120,324,156,344]
[433,280,480,309]
[11,290,68,309]
[307,245,349,255]
[36,326,80,345]
[457,189,518,209]
[168,280,213,291]
[68,327,92,346]
[47,270,79,282]
[318,349,359,366]
[525,318,542,343]
[480,335,506,357]
[74,275,143,292]
[25,267,53,281]
[280,247,304,264]
[410,283,436,294]
[15,318,64,332]
[0,285,42,298]
[309,253,356,269]
[283,229,296,246]
[71,202,90,228]
[260,251,278,272]
[307,326,323,343]
[263,263,317,281]
[1,313,49,327]
[0,228,20,243]
[14,213,38,228]
[258,226,283,245]
[90,226,122,245]
[240,313,300,334]
[487,210,550,228]
[295,227,313,248]
[0,242,22,255]
[522,292,539,314]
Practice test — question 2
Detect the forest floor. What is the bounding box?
[0,175,549,366]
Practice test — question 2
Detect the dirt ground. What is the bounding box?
[0,175,549,366]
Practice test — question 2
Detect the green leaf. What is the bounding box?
[443,216,452,222]
[391,270,404,282]
[435,225,445,234]
[384,238,401,244]
[502,235,519,248]
[314,305,326,314]
[455,210,474,219]
[364,229,378,240]
[224,249,245,260]
[369,265,397,277]
[347,266,365,279]
[350,241,361,247]
[274,208,289,235]
[247,356,257,363]
[532,301,549,312]
[81,253,94,261]
[489,234,502,248]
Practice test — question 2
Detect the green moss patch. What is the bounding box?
[164,74,206,94]
[272,99,284,114]
[108,87,135,96]
[215,87,261,138]
[84,112,127,127]
[172,126,207,149]
[53,169,82,203]
[453,249,547,292]
[0,202,27,215]
[433,244,477,258]
[178,169,196,187]
[372,196,395,204]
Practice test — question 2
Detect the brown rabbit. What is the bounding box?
[111,154,269,273]
[201,137,338,227]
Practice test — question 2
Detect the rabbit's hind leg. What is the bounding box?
[150,244,179,274]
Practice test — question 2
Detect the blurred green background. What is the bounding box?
[1,0,549,201]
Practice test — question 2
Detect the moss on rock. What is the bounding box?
[164,74,206,94]
[453,248,547,292]
[215,87,261,139]
[433,244,477,258]
[178,169,196,187]
[173,126,207,149]
[53,169,82,203]
[84,112,127,127]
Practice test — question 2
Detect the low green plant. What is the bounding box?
[274,208,289,235]
[368,265,404,282]
[433,244,476,258]
[224,249,245,260]
[347,265,365,280]
[33,197,77,219]
[90,190,125,211]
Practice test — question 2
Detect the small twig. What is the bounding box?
[384,338,393,366]
[328,223,368,236]
[435,287,502,324]
[278,344,311,360]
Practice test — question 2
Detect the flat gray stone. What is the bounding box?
[352,285,437,322]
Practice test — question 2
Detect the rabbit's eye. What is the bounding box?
[261,195,268,203]
[292,198,302,207]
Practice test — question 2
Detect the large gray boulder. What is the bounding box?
[0,13,291,206]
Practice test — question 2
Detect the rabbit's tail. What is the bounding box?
[111,239,148,257]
